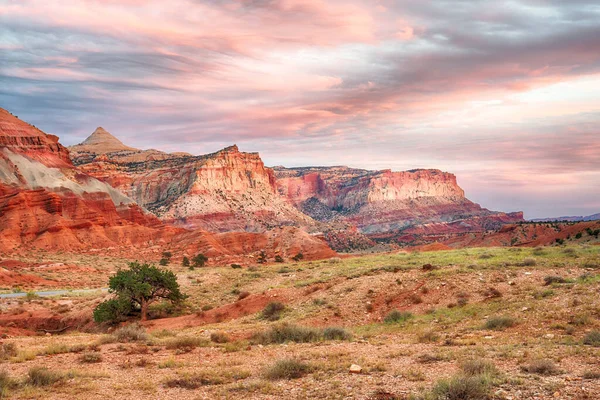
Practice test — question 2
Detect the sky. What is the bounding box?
[1,0,599,219]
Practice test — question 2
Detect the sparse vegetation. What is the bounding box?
[484,316,516,330]
[520,359,560,375]
[583,331,600,346]
[263,359,311,380]
[210,332,230,343]
[111,323,150,343]
[79,351,102,363]
[384,310,413,324]
[28,367,66,386]
[260,301,285,321]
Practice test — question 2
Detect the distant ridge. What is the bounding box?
[530,213,600,222]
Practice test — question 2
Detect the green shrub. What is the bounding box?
[261,302,285,321]
[263,359,311,380]
[583,331,600,347]
[231,264,242,269]
[384,310,413,324]
[292,253,304,262]
[192,253,208,268]
[430,374,492,400]
[322,327,352,341]
[483,316,516,331]
[93,298,132,324]
[274,255,284,263]
[182,256,190,267]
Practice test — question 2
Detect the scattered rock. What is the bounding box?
[349,364,362,374]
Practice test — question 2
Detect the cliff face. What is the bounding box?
[0,110,334,260]
[70,132,313,232]
[274,166,523,242]
[68,125,522,250]
[0,108,71,167]
[0,108,168,251]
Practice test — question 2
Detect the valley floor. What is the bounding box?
[0,245,599,399]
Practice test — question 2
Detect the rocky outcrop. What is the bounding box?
[274,166,523,247]
[71,131,314,232]
[0,110,335,260]
[0,108,71,167]
[0,108,171,252]
[69,127,523,250]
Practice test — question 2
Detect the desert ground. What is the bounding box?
[0,245,599,399]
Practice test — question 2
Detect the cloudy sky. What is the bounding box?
[1,0,599,218]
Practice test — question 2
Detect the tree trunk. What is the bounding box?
[140,300,148,321]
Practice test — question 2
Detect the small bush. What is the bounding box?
[322,327,352,341]
[237,291,250,300]
[165,336,207,352]
[384,310,413,324]
[292,253,304,262]
[274,255,284,263]
[252,324,321,344]
[263,359,311,380]
[582,370,600,380]
[409,293,423,304]
[479,253,493,259]
[422,264,438,271]
[417,330,440,343]
[80,352,102,363]
[583,331,600,347]
[430,374,492,400]
[261,302,285,321]
[159,258,169,266]
[483,287,502,298]
[112,324,149,343]
[0,343,17,360]
[231,264,242,269]
[544,276,566,286]
[165,373,224,388]
[521,258,537,266]
[0,371,16,397]
[460,359,499,377]
[28,367,65,386]
[210,332,230,343]
[520,359,560,375]
[484,316,516,331]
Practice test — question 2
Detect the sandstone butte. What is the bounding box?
[69,126,523,251]
[0,108,336,261]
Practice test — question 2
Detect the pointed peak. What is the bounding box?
[71,127,137,154]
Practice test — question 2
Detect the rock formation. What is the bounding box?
[68,127,523,250]
[70,131,314,232]
[274,166,523,247]
[0,109,334,260]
